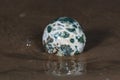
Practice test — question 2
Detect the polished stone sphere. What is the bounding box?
[42,17,86,56]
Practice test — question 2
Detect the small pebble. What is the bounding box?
[26,39,32,47]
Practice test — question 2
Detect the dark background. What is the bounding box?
[0,0,120,80]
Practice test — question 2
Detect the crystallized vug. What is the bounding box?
[42,17,86,56]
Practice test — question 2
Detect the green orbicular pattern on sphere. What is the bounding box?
[47,36,53,43]
[66,28,76,32]
[45,44,54,53]
[58,17,75,23]
[73,24,77,28]
[70,38,74,43]
[60,45,74,56]
[47,26,52,33]
[76,35,85,43]
[42,17,86,56]
[54,31,70,39]
[60,31,70,38]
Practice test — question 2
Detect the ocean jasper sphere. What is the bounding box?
[42,17,86,56]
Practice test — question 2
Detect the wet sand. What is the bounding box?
[0,0,120,80]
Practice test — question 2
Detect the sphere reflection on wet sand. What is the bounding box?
[44,55,87,76]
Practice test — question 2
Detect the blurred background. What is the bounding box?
[0,0,120,80]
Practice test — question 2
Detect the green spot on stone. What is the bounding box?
[78,26,83,31]
[60,31,70,38]
[74,50,79,55]
[77,35,84,43]
[75,46,77,48]
[47,36,53,43]
[47,26,52,33]
[66,28,75,32]
[70,38,74,43]
[74,46,79,55]
[60,45,73,56]
[46,44,54,53]
[73,24,77,28]
[58,17,75,23]
[54,32,59,39]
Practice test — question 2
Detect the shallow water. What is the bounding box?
[0,0,120,80]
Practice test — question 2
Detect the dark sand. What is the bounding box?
[0,0,120,80]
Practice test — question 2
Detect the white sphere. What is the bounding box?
[42,17,86,56]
